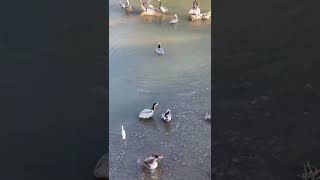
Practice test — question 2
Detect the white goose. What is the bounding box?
[169,14,178,24]
[161,109,172,122]
[139,102,158,119]
[155,42,165,56]
[121,125,126,140]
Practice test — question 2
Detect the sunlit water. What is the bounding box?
[109,0,211,179]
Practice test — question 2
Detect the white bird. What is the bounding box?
[158,0,168,14]
[188,7,200,15]
[161,109,172,122]
[204,112,211,121]
[139,102,158,119]
[121,125,126,140]
[169,14,178,24]
[120,0,129,9]
[155,42,165,56]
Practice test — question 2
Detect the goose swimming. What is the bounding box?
[142,154,163,172]
[121,125,126,140]
[155,42,165,55]
[139,102,158,119]
[169,14,178,24]
[161,109,172,122]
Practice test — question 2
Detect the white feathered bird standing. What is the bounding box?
[121,125,126,140]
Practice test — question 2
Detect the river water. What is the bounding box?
[109,0,211,179]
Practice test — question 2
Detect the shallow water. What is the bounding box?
[109,0,211,179]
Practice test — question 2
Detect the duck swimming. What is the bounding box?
[142,154,163,172]
[161,109,172,122]
[169,14,178,24]
[155,42,165,55]
[139,102,158,119]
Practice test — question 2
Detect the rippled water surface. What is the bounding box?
[109,0,211,179]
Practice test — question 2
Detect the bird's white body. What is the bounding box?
[188,7,200,15]
[121,125,126,140]
[170,18,178,24]
[159,6,168,13]
[139,102,158,119]
[143,157,158,169]
[204,113,211,120]
[156,48,165,55]
[142,154,163,172]
[161,109,172,122]
[139,109,154,119]
[120,0,129,9]
[170,14,178,24]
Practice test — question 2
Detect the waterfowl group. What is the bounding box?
[115,0,211,174]
[120,0,211,22]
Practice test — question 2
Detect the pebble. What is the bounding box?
[260,95,270,101]
[250,99,258,105]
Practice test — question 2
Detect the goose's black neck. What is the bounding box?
[151,103,157,110]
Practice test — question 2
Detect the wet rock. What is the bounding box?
[260,95,270,101]
[93,153,109,179]
[240,81,253,88]
[250,98,259,105]
[232,158,240,163]
[265,112,271,117]
[305,83,313,89]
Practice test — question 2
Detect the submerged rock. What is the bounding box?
[93,153,109,179]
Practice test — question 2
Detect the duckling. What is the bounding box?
[139,102,158,119]
[155,42,165,55]
[169,14,178,24]
[142,154,163,172]
[121,125,126,140]
[161,109,172,122]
